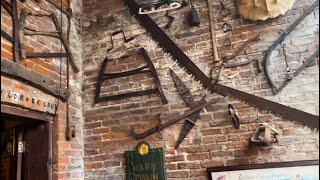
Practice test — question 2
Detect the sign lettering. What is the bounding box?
[126,141,167,180]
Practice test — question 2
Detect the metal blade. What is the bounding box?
[170,69,196,107]
[175,96,207,149]
[175,117,196,149]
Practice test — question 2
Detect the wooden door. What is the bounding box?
[1,121,49,180]
[23,122,49,180]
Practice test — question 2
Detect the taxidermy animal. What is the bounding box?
[237,0,296,21]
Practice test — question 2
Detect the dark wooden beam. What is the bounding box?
[1,29,14,43]
[26,52,68,58]
[1,59,69,101]
[12,0,21,63]
[1,104,54,122]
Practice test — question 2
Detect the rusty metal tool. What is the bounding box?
[170,69,207,149]
[264,0,320,95]
[95,48,168,104]
[213,34,261,83]
[131,98,217,139]
[16,11,80,73]
[124,0,319,130]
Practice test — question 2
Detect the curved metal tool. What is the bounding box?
[222,34,261,63]
[264,0,319,95]
[212,34,261,83]
[228,104,240,129]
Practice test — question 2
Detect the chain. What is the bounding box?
[280,42,293,80]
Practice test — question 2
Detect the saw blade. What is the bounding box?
[123,0,319,130]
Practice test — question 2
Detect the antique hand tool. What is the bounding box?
[14,10,79,72]
[95,48,168,104]
[264,0,319,95]
[170,69,207,149]
[131,98,217,139]
[228,104,240,129]
[212,34,261,83]
[124,0,319,130]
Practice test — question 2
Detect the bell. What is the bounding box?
[188,7,200,26]
[188,0,200,26]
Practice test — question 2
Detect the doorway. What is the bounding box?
[1,112,50,180]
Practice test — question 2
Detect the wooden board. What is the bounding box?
[1,59,69,101]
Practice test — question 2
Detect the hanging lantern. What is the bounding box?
[237,0,296,21]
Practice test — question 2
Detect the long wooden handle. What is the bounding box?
[207,0,220,62]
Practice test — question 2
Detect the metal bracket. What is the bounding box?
[164,11,175,29]
[18,141,27,153]
[107,30,137,52]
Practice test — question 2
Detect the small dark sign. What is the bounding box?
[126,141,167,180]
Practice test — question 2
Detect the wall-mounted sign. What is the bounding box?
[126,141,167,180]
[207,160,319,180]
[1,89,56,114]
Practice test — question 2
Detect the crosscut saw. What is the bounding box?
[123,0,319,130]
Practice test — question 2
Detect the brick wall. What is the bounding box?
[82,0,319,179]
[1,0,84,179]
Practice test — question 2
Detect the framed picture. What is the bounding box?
[207,160,319,180]
[1,128,15,157]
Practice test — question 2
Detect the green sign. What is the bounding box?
[126,141,167,180]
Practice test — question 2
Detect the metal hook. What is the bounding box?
[222,23,232,33]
